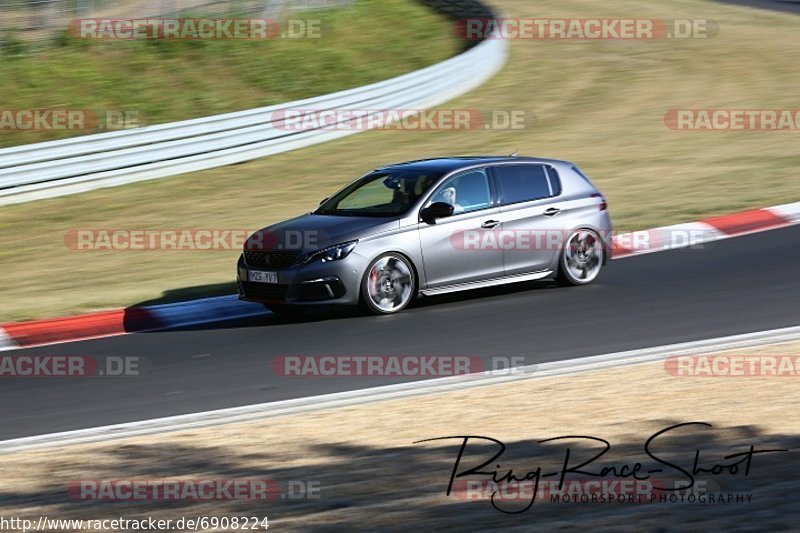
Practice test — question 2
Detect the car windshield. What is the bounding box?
[315,169,443,217]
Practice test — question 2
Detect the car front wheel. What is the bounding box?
[361,253,416,314]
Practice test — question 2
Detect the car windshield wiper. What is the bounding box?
[314,209,361,217]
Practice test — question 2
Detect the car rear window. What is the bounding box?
[493,164,552,204]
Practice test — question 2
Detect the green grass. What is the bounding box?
[0,0,458,147]
[1,0,800,322]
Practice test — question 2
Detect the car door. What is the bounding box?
[417,167,505,288]
[490,163,566,275]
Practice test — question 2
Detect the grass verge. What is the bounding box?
[0,0,457,147]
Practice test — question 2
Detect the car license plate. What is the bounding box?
[248,270,278,284]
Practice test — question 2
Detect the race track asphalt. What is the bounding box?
[2,225,799,440]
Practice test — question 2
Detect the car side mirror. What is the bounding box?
[420,202,455,223]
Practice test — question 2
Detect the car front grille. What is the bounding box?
[239,281,290,302]
[244,250,303,270]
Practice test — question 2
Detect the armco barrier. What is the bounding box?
[0,2,506,206]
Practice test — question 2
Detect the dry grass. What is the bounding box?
[0,341,798,530]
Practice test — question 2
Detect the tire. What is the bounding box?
[556,228,604,286]
[360,252,417,315]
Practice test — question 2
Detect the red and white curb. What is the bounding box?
[611,200,800,258]
[1,200,799,352]
[0,295,266,352]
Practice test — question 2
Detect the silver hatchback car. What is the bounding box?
[237,156,613,315]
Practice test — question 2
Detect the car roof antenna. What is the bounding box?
[509,150,518,157]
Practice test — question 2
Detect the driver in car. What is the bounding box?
[439,186,464,213]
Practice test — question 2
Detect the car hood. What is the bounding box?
[245,213,400,252]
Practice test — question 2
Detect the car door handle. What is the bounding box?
[481,220,500,229]
[543,207,561,217]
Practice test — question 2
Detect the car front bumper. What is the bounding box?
[236,253,366,306]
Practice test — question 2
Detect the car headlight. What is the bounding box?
[303,240,358,264]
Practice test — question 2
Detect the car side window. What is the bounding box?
[545,166,562,196]
[426,168,491,214]
[493,164,553,205]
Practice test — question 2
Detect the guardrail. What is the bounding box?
[0,7,505,206]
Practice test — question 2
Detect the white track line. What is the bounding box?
[2,324,799,453]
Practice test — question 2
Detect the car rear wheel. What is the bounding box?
[557,229,604,285]
[361,253,416,314]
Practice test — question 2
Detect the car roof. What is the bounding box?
[375,156,575,173]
